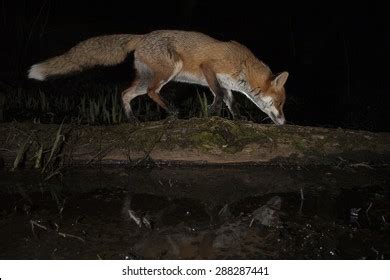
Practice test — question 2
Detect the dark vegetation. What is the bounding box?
[0,1,389,131]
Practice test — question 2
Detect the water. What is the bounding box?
[0,165,389,259]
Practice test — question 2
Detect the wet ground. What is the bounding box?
[0,164,389,259]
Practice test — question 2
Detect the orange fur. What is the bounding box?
[28,30,289,124]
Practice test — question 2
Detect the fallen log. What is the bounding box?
[1,117,389,167]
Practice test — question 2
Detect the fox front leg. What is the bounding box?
[200,63,224,116]
[222,89,242,120]
[208,94,223,116]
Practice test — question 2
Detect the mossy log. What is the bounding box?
[1,117,389,167]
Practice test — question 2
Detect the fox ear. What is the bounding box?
[272,71,289,89]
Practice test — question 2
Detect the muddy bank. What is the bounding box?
[0,165,389,259]
[1,117,390,167]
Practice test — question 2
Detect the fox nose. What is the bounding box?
[270,112,285,125]
[276,117,285,125]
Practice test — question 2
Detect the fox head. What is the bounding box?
[251,71,288,125]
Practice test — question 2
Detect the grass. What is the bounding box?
[196,89,209,118]
[1,85,128,124]
[0,83,242,125]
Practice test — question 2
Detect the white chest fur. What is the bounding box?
[216,74,242,91]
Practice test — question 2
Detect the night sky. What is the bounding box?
[1,1,389,131]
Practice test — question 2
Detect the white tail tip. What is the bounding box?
[28,63,46,81]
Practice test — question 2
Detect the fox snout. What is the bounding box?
[274,116,286,125]
[269,111,285,125]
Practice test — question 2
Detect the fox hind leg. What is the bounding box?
[121,74,149,122]
[146,61,183,117]
[132,48,182,119]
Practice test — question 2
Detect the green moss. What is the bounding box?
[291,138,307,152]
[190,131,226,152]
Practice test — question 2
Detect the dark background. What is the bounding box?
[1,1,389,131]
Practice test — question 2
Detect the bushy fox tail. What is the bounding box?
[28,34,142,80]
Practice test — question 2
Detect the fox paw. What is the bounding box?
[165,114,178,123]
[167,106,179,117]
[208,106,221,116]
[127,115,140,125]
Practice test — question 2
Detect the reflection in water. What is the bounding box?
[0,165,389,259]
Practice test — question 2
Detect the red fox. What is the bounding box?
[28,30,289,125]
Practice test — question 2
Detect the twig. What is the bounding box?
[249,218,255,228]
[0,148,14,152]
[86,147,113,166]
[128,210,142,227]
[58,232,85,242]
[42,121,65,174]
[12,137,31,170]
[142,217,152,229]
[218,204,229,216]
[30,219,84,242]
[349,163,374,169]
[43,169,62,181]
[335,157,347,169]
[371,247,379,258]
[132,118,176,167]
[166,235,180,256]
[59,198,67,215]
[30,219,48,237]
[366,202,373,215]
[298,188,304,214]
